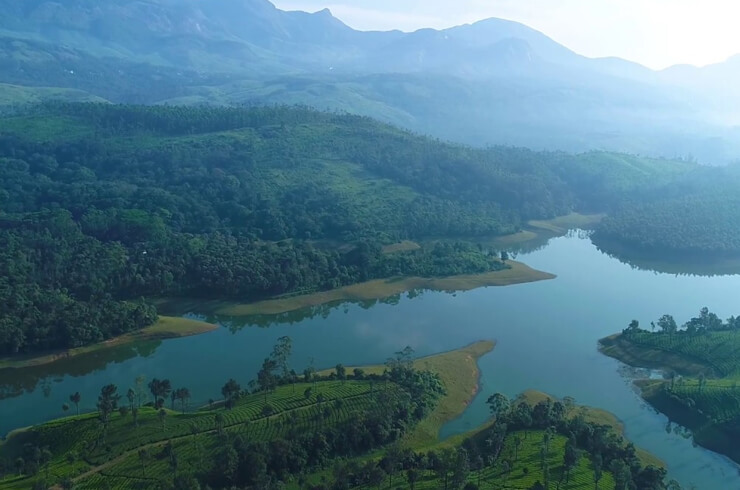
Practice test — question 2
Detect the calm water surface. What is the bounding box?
[2,233,740,488]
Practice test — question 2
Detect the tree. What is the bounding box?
[628,319,640,332]
[62,403,70,415]
[221,378,241,408]
[148,378,172,408]
[15,457,24,476]
[257,358,278,402]
[70,392,81,416]
[97,384,120,424]
[304,387,313,401]
[368,465,386,489]
[177,387,191,412]
[561,435,579,485]
[513,434,522,461]
[406,468,419,490]
[381,443,402,488]
[592,454,603,490]
[657,314,678,336]
[486,392,510,422]
[335,363,346,382]
[451,448,471,489]
[271,336,293,390]
[610,459,631,490]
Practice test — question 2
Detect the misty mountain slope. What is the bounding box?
[0,0,737,162]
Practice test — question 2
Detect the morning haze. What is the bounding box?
[0,1,739,489]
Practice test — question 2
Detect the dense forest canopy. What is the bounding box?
[593,165,740,257]
[0,103,701,355]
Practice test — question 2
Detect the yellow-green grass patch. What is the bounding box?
[381,240,421,254]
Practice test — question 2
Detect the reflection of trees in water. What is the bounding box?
[592,236,740,278]
[0,341,160,402]
[220,289,431,332]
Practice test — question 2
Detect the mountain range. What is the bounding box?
[0,0,738,163]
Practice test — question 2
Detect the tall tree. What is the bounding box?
[271,336,293,390]
[257,358,278,402]
[486,393,511,422]
[97,384,120,425]
[221,379,241,409]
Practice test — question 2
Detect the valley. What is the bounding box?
[1,2,740,488]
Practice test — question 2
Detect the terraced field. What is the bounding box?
[613,329,740,376]
[0,380,403,489]
[350,430,616,490]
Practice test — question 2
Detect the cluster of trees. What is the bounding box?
[625,308,740,337]
[315,394,674,490]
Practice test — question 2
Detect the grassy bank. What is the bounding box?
[0,317,217,370]
[490,212,604,249]
[317,340,496,449]
[215,261,555,317]
[598,334,711,376]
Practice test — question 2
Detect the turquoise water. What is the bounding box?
[2,233,739,488]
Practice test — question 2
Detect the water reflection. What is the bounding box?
[593,237,740,277]
[0,340,160,402]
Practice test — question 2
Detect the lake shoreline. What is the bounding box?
[0,316,218,371]
[210,260,556,317]
[599,332,740,465]
[598,333,711,376]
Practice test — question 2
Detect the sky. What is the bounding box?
[271,0,740,70]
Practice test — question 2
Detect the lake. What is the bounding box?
[2,232,740,488]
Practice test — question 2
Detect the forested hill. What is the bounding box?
[0,104,693,355]
[593,165,740,258]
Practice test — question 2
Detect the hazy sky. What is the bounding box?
[272,0,740,69]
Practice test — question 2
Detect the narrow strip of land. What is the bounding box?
[216,261,555,317]
[0,317,217,370]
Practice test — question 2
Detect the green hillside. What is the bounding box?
[0,103,695,356]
